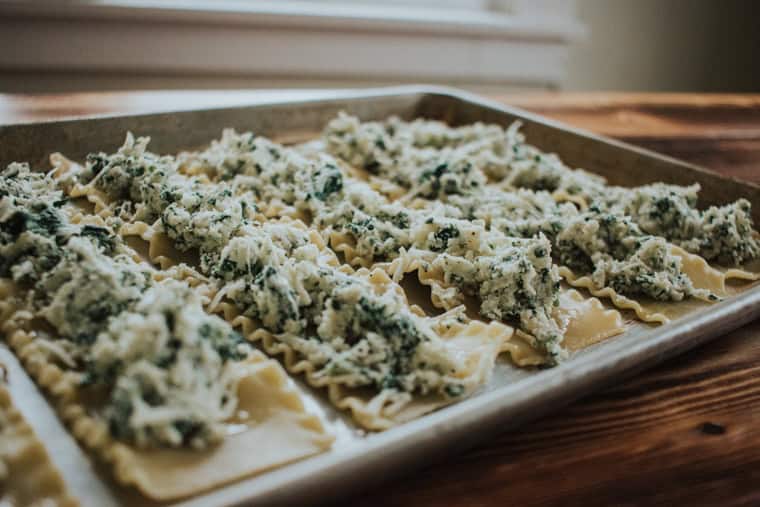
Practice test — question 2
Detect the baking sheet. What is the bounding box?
[2,86,759,507]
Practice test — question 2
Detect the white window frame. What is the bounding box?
[0,0,583,90]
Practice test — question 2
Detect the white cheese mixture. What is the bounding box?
[605,183,760,265]
[91,280,248,448]
[323,114,760,301]
[323,113,606,198]
[79,136,473,398]
[0,164,251,449]
[181,130,565,361]
[62,114,760,375]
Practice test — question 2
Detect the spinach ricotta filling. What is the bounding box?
[323,113,606,196]
[490,206,712,302]
[1,164,251,450]
[178,130,565,361]
[78,136,471,400]
[324,115,759,303]
[90,280,248,448]
[606,183,760,265]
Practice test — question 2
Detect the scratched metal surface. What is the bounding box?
[2,87,759,507]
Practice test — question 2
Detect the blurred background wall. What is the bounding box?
[566,0,760,92]
[0,0,758,93]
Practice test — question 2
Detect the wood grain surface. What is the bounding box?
[2,90,760,506]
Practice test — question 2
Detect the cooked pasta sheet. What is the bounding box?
[320,113,760,321]
[0,165,332,500]
[175,129,626,362]
[0,377,79,507]
[51,139,506,430]
[6,110,758,503]
[58,130,628,364]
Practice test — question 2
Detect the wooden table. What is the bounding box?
[3,90,760,506]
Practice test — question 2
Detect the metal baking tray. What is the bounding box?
[2,86,760,507]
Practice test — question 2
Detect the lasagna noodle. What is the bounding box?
[672,246,759,293]
[260,200,309,222]
[497,184,586,210]
[381,253,626,365]
[560,246,759,324]
[208,268,505,431]
[557,289,626,350]
[507,291,626,365]
[545,186,760,287]
[71,187,500,430]
[67,212,213,299]
[321,116,760,323]
[119,217,343,274]
[560,267,684,324]
[719,256,760,287]
[550,188,588,210]
[0,381,79,507]
[50,134,754,397]
[326,230,375,269]
[68,183,113,217]
[368,176,409,202]
[382,252,464,311]
[0,279,332,501]
[119,220,202,271]
[51,154,117,219]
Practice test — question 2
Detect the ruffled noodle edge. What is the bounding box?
[381,252,628,365]
[551,189,588,209]
[325,230,376,269]
[379,253,558,366]
[0,275,333,501]
[547,189,760,287]
[558,267,670,324]
[558,247,760,325]
[71,192,496,430]
[722,268,760,282]
[0,383,79,507]
[207,268,506,431]
[381,251,465,311]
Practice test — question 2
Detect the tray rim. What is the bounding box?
[2,85,760,507]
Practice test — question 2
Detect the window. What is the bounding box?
[0,0,583,93]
